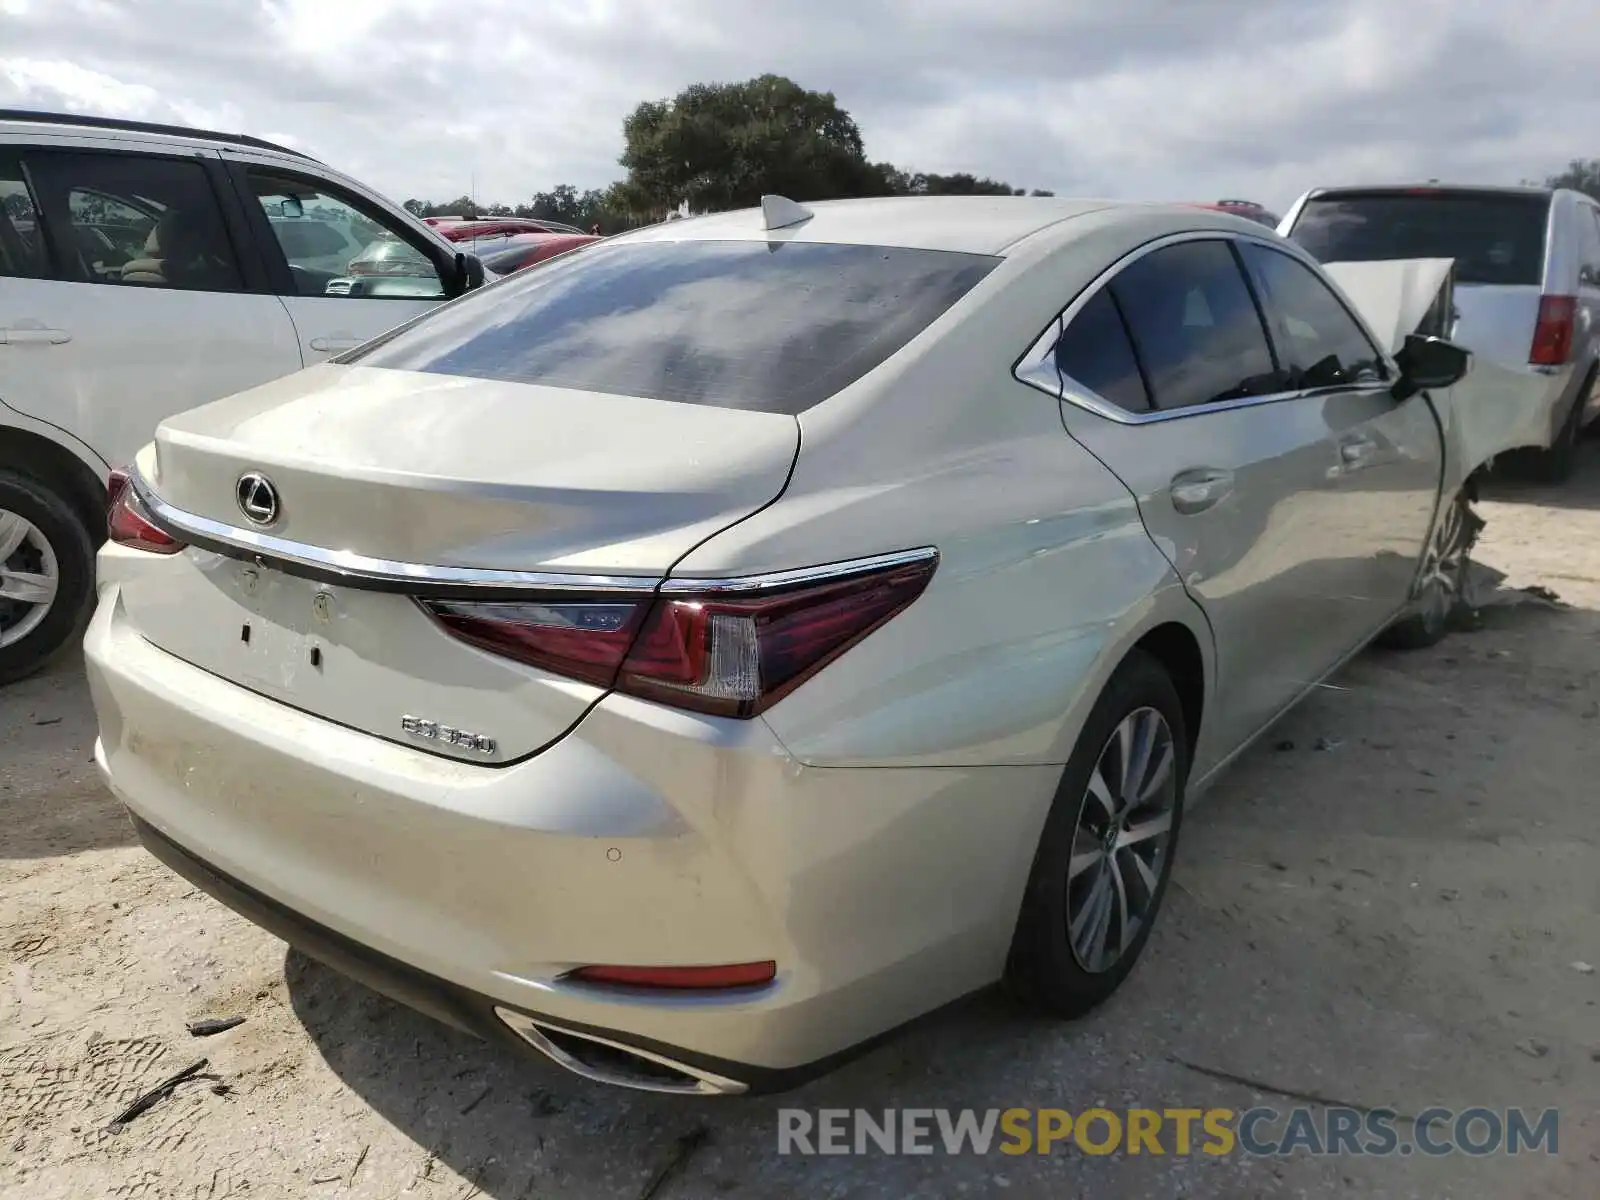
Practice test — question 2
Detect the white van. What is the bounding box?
[1280,184,1600,482]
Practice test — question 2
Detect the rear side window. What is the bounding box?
[349,239,999,414]
[24,151,244,293]
[1288,191,1550,286]
[1108,240,1282,411]
[1053,288,1151,412]
[1238,243,1387,388]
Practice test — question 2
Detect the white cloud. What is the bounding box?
[1,0,1596,213]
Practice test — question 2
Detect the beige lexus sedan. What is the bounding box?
[87,195,1474,1095]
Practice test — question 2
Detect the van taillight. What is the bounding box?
[1530,295,1577,366]
[107,469,184,555]
[419,553,938,718]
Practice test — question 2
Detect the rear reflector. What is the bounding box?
[1530,295,1576,366]
[566,962,777,990]
[420,551,937,718]
[107,469,184,555]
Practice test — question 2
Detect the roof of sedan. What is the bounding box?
[615,196,1192,256]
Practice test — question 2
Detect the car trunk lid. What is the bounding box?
[121,363,799,760]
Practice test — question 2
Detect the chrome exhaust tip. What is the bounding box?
[494,1007,747,1096]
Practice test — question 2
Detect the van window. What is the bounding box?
[1287,190,1550,286]
[349,239,999,414]
[0,150,48,278]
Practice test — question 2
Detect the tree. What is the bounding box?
[1544,159,1600,200]
[618,75,889,213]
[400,77,1052,226]
[893,171,1023,197]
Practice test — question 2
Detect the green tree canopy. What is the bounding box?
[404,75,1050,228]
[1544,158,1600,200]
[617,75,888,215]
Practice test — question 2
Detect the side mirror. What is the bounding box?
[453,251,486,295]
[1392,333,1471,401]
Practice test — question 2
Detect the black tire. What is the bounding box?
[1523,383,1589,485]
[1377,489,1475,651]
[0,470,96,687]
[1004,649,1188,1018]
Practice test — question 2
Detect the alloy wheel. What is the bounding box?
[1065,706,1179,974]
[0,508,61,650]
[1414,497,1470,630]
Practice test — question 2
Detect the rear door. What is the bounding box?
[225,161,448,363]
[0,140,301,470]
[1049,236,1386,763]
[1236,239,1440,632]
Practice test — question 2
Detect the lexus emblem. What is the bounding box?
[235,472,281,526]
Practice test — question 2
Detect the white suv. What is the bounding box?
[0,109,487,684]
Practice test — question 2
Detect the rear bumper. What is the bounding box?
[130,813,903,1095]
[86,584,1057,1083]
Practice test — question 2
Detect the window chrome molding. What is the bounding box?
[130,470,939,598]
[1012,228,1399,426]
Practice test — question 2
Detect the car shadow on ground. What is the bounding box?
[280,595,1598,1198]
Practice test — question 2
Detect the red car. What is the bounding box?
[425,216,590,239]
[477,232,601,275]
[1189,199,1281,228]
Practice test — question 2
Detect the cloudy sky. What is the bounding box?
[2,0,1595,214]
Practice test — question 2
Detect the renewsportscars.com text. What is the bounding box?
[777,1106,1560,1158]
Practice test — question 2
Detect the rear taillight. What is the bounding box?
[107,469,184,555]
[1530,295,1576,366]
[420,552,937,718]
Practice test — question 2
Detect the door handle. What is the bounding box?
[0,327,71,345]
[1170,467,1234,515]
[308,336,363,353]
[1339,436,1379,468]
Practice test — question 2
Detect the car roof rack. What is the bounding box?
[0,108,321,163]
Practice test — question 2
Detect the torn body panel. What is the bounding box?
[1324,258,1563,479]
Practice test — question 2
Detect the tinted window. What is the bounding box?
[1054,288,1150,411]
[248,170,442,299]
[25,152,243,292]
[1288,191,1550,286]
[1239,243,1387,388]
[271,219,348,258]
[350,240,998,414]
[0,150,48,279]
[1109,240,1281,411]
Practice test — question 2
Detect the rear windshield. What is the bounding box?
[1287,191,1551,285]
[347,239,999,414]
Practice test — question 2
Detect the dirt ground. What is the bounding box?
[5,451,1600,1200]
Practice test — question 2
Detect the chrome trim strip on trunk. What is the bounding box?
[129,470,939,598]
[130,472,659,596]
[660,546,939,594]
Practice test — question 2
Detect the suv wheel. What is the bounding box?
[0,471,96,686]
[1524,376,1593,485]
